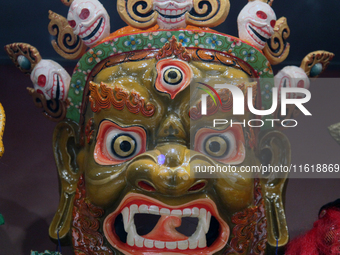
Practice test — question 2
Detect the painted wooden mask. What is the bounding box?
[5,0,334,254]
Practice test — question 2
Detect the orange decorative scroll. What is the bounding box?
[156,36,192,62]
[89,82,156,117]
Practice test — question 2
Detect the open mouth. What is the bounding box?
[104,193,229,255]
[52,73,64,100]
[79,17,105,45]
[247,23,271,47]
[155,6,190,24]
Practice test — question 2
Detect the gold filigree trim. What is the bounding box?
[27,88,67,122]
[5,43,41,75]
[156,36,191,61]
[263,17,290,65]
[89,82,156,117]
[48,11,87,60]
[300,51,334,78]
[117,0,157,29]
[186,0,230,27]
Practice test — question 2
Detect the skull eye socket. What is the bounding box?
[94,121,147,165]
[256,10,267,20]
[163,67,183,85]
[68,20,76,28]
[37,75,46,87]
[270,20,276,28]
[79,8,90,20]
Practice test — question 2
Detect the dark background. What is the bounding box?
[0,0,339,254]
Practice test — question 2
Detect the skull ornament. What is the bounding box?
[67,0,110,47]
[153,0,193,29]
[275,66,310,100]
[237,1,276,49]
[30,60,71,101]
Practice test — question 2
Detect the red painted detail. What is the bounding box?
[80,8,90,20]
[103,193,230,255]
[270,20,276,28]
[297,80,304,88]
[138,181,156,192]
[188,182,206,192]
[256,11,267,20]
[68,20,76,28]
[142,215,188,241]
[37,75,46,87]
[37,89,44,95]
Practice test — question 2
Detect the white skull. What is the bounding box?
[153,0,193,29]
[30,60,71,101]
[67,0,110,47]
[237,1,276,50]
[275,66,310,100]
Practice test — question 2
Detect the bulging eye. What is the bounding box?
[163,67,183,85]
[79,8,90,20]
[194,125,245,165]
[155,59,193,99]
[256,11,267,20]
[94,121,147,165]
[204,135,234,158]
[107,133,137,159]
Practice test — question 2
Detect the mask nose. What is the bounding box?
[126,144,212,196]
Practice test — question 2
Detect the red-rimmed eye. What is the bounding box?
[256,11,267,20]
[79,8,90,20]
[68,20,76,28]
[155,59,193,99]
[94,121,147,165]
[37,75,46,87]
[194,125,245,165]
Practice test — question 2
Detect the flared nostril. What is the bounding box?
[188,181,207,192]
[137,180,156,192]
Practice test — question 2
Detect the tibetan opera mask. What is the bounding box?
[6,0,334,254]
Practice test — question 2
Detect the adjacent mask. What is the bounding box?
[275,66,310,100]
[67,0,110,47]
[153,0,193,29]
[237,1,276,49]
[30,60,71,101]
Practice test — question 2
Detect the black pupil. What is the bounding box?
[120,141,132,152]
[168,70,178,79]
[209,141,220,153]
